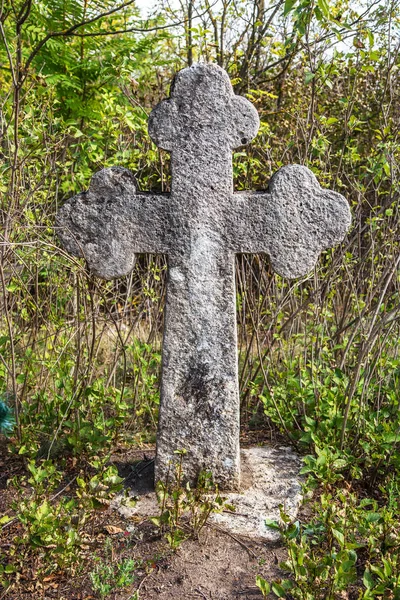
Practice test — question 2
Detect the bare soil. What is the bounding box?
[1,435,289,600]
[130,525,285,600]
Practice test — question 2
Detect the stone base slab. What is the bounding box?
[113,445,302,541]
[209,446,302,540]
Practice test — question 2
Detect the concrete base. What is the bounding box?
[112,445,302,541]
[209,446,302,540]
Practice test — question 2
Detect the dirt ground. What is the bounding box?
[129,526,286,600]
[3,523,285,599]
[113,445,287,600]
[1,437,289,600]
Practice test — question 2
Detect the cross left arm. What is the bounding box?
[56,167,171,279]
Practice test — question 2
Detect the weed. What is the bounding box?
[1,459,124,589]
[90,557,138,599]
[151,450,233,549]
[258,485,400,599]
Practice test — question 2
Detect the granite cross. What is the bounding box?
[56,63,351,490]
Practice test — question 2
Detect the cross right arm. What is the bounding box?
[229,165,351,278]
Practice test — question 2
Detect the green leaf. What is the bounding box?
[382,558,392,577]
[271,582,286,597]
[287,521,300,539]
[305,72,315,84]
[332,458,348,470]
[370,565,385,579]
[365,512,382,523]
[256,575,271,596]
[317,0,330,18]
[5,564,16,574]
[332,528,345,546]
[341,559,356,572]
[363,569,374,589]
[284,0,297,16]
[265,518,281,530]
[0,515,11,525]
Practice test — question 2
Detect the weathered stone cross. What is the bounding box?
[57,63,351,490]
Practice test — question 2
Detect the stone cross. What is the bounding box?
[56,63,351,490]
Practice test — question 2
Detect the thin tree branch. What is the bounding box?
[16,0,32,28]
[67,19,192,37]
[0,21,16,86]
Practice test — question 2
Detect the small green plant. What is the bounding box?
[1,459,125,589]
[151,449,232,549]
[90,554,138,599]
[4,460,82,583]
[258,486,400,599]
[75,459,124,509]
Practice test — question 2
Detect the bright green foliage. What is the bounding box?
[259,338,400,485]
[261,487,400,599]
[0,457,123,588]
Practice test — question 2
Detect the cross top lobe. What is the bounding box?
[148,63,260,152]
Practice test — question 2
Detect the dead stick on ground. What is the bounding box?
[207,523,258,559]
[137,565,159,594]
[222,509,249,516]
[0,584,13,600]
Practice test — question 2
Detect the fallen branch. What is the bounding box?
[206,523,258,559]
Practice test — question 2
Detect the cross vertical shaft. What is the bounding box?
[148,65,260,488]
[156,149,241,487]
[157,250,240,487]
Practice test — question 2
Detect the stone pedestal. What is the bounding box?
[113,445,303,541]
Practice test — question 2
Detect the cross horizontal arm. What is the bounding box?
[56,167,171,279]
[229,165,351,278]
